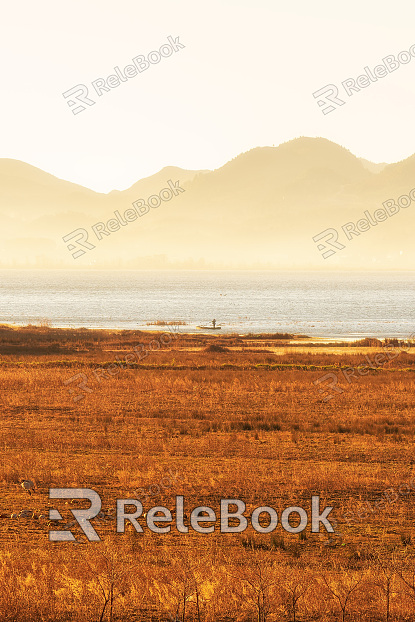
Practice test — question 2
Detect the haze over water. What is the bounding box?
[0,270,413,339]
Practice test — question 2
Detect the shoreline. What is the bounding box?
[0,322,412,348]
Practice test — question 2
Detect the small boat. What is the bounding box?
[197,325,221,330]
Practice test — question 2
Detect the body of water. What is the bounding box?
[0,270,414,339]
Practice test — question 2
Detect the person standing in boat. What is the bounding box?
[212,319,216,328]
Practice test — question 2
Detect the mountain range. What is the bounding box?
[1,137,414,269]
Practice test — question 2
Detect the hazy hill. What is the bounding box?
[358,158,388,174]
[1,137,415,269]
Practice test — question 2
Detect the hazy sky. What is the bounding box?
[2,0,415,192]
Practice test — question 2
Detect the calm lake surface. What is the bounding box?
[0,270,414,339]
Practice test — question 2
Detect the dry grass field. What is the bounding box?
[1,325,415,621]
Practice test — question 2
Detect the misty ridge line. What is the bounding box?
[62,35,185,115]
[312,185,415,259]
[1,137,391,195]
[62,179,185,259]
[4,136,415,269]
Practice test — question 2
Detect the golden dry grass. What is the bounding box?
[1,326,415,621]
